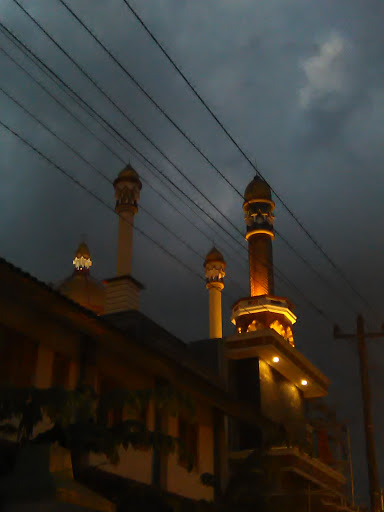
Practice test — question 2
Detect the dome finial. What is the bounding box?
[73,241,92,271]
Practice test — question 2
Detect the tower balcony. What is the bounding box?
[231,295,297,326]
[225,328,329,398]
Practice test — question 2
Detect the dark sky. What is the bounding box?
[1,0,384,504]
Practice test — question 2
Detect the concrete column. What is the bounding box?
[248,234,274,296]
[208,284,224,339]
[204,247,226,340]
[117,212,134,276]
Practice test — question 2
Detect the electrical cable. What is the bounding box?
[0,20,335,322]
[31,0,365,318]
[0,21,247,259]
[11,0,248,248]
[0,83,250,295]
[0,116,205,283]
[0,41,246,268]
[121,0,376,317]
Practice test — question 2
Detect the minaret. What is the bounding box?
[114,164,142,276]
[204,247,226,339]
[104,164,144,315]
[231,176,296,345]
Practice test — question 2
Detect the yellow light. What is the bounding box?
[272,356,280,363]
[301,379,308,386]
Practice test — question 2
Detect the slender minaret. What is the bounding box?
[114,164,142,276]
[231,175,296,344]
[204,247,226,339]
[104,164,144,315]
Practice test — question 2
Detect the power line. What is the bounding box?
[0,83,207,270]
[0,116,205,283]
[0,19,335,322]
[0,82,250,296]
[121,0,376,317]
[12,0,247,246]
[40,0,366,318]
[0,40,245,267]
[0,21,247,257]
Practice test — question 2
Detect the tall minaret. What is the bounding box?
[204,247,226,339]
[231,176,296,344]
[104,164,144,315]
[114,164,142,276]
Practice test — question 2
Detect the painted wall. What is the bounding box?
[259,359,305,439]
[166,403,215,502]
[89,367,155,486]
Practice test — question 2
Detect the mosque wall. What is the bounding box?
[259,359,305,439]
[166,401,215,502]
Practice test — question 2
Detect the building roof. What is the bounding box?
[0,255,275,432]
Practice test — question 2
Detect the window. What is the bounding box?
[178,418,199,469]
[51,352,70,388]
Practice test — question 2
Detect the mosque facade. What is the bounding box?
[0,165,357,511]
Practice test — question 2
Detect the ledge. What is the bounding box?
[225,329,329,398]
[230,446,346,495]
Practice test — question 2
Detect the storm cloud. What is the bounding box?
[1,0,384,503]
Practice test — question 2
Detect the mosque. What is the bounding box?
[0,165,357,511]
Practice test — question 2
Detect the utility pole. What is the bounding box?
[334,314,383,512]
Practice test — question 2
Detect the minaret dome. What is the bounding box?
[244,175,272,202]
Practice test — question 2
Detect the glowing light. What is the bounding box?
[73,256,92,270]
[245,229,275,241]
[272,356,280,363]
[301,379,308,386]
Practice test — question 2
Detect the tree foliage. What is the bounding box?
[0,383,196,468]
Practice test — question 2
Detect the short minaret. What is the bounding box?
[104,164,144,315]
[204,247,226,339]
[114,164,142,276]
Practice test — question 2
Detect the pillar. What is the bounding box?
[204,248,226,339]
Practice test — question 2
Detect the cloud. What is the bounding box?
[299,33,351,110]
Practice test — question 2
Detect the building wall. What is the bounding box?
[0,315,216,501]
[89,364,155,486]
[166,402,215,502]
[259,359,305,439]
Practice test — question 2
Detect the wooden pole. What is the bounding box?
[334,315,382,512]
